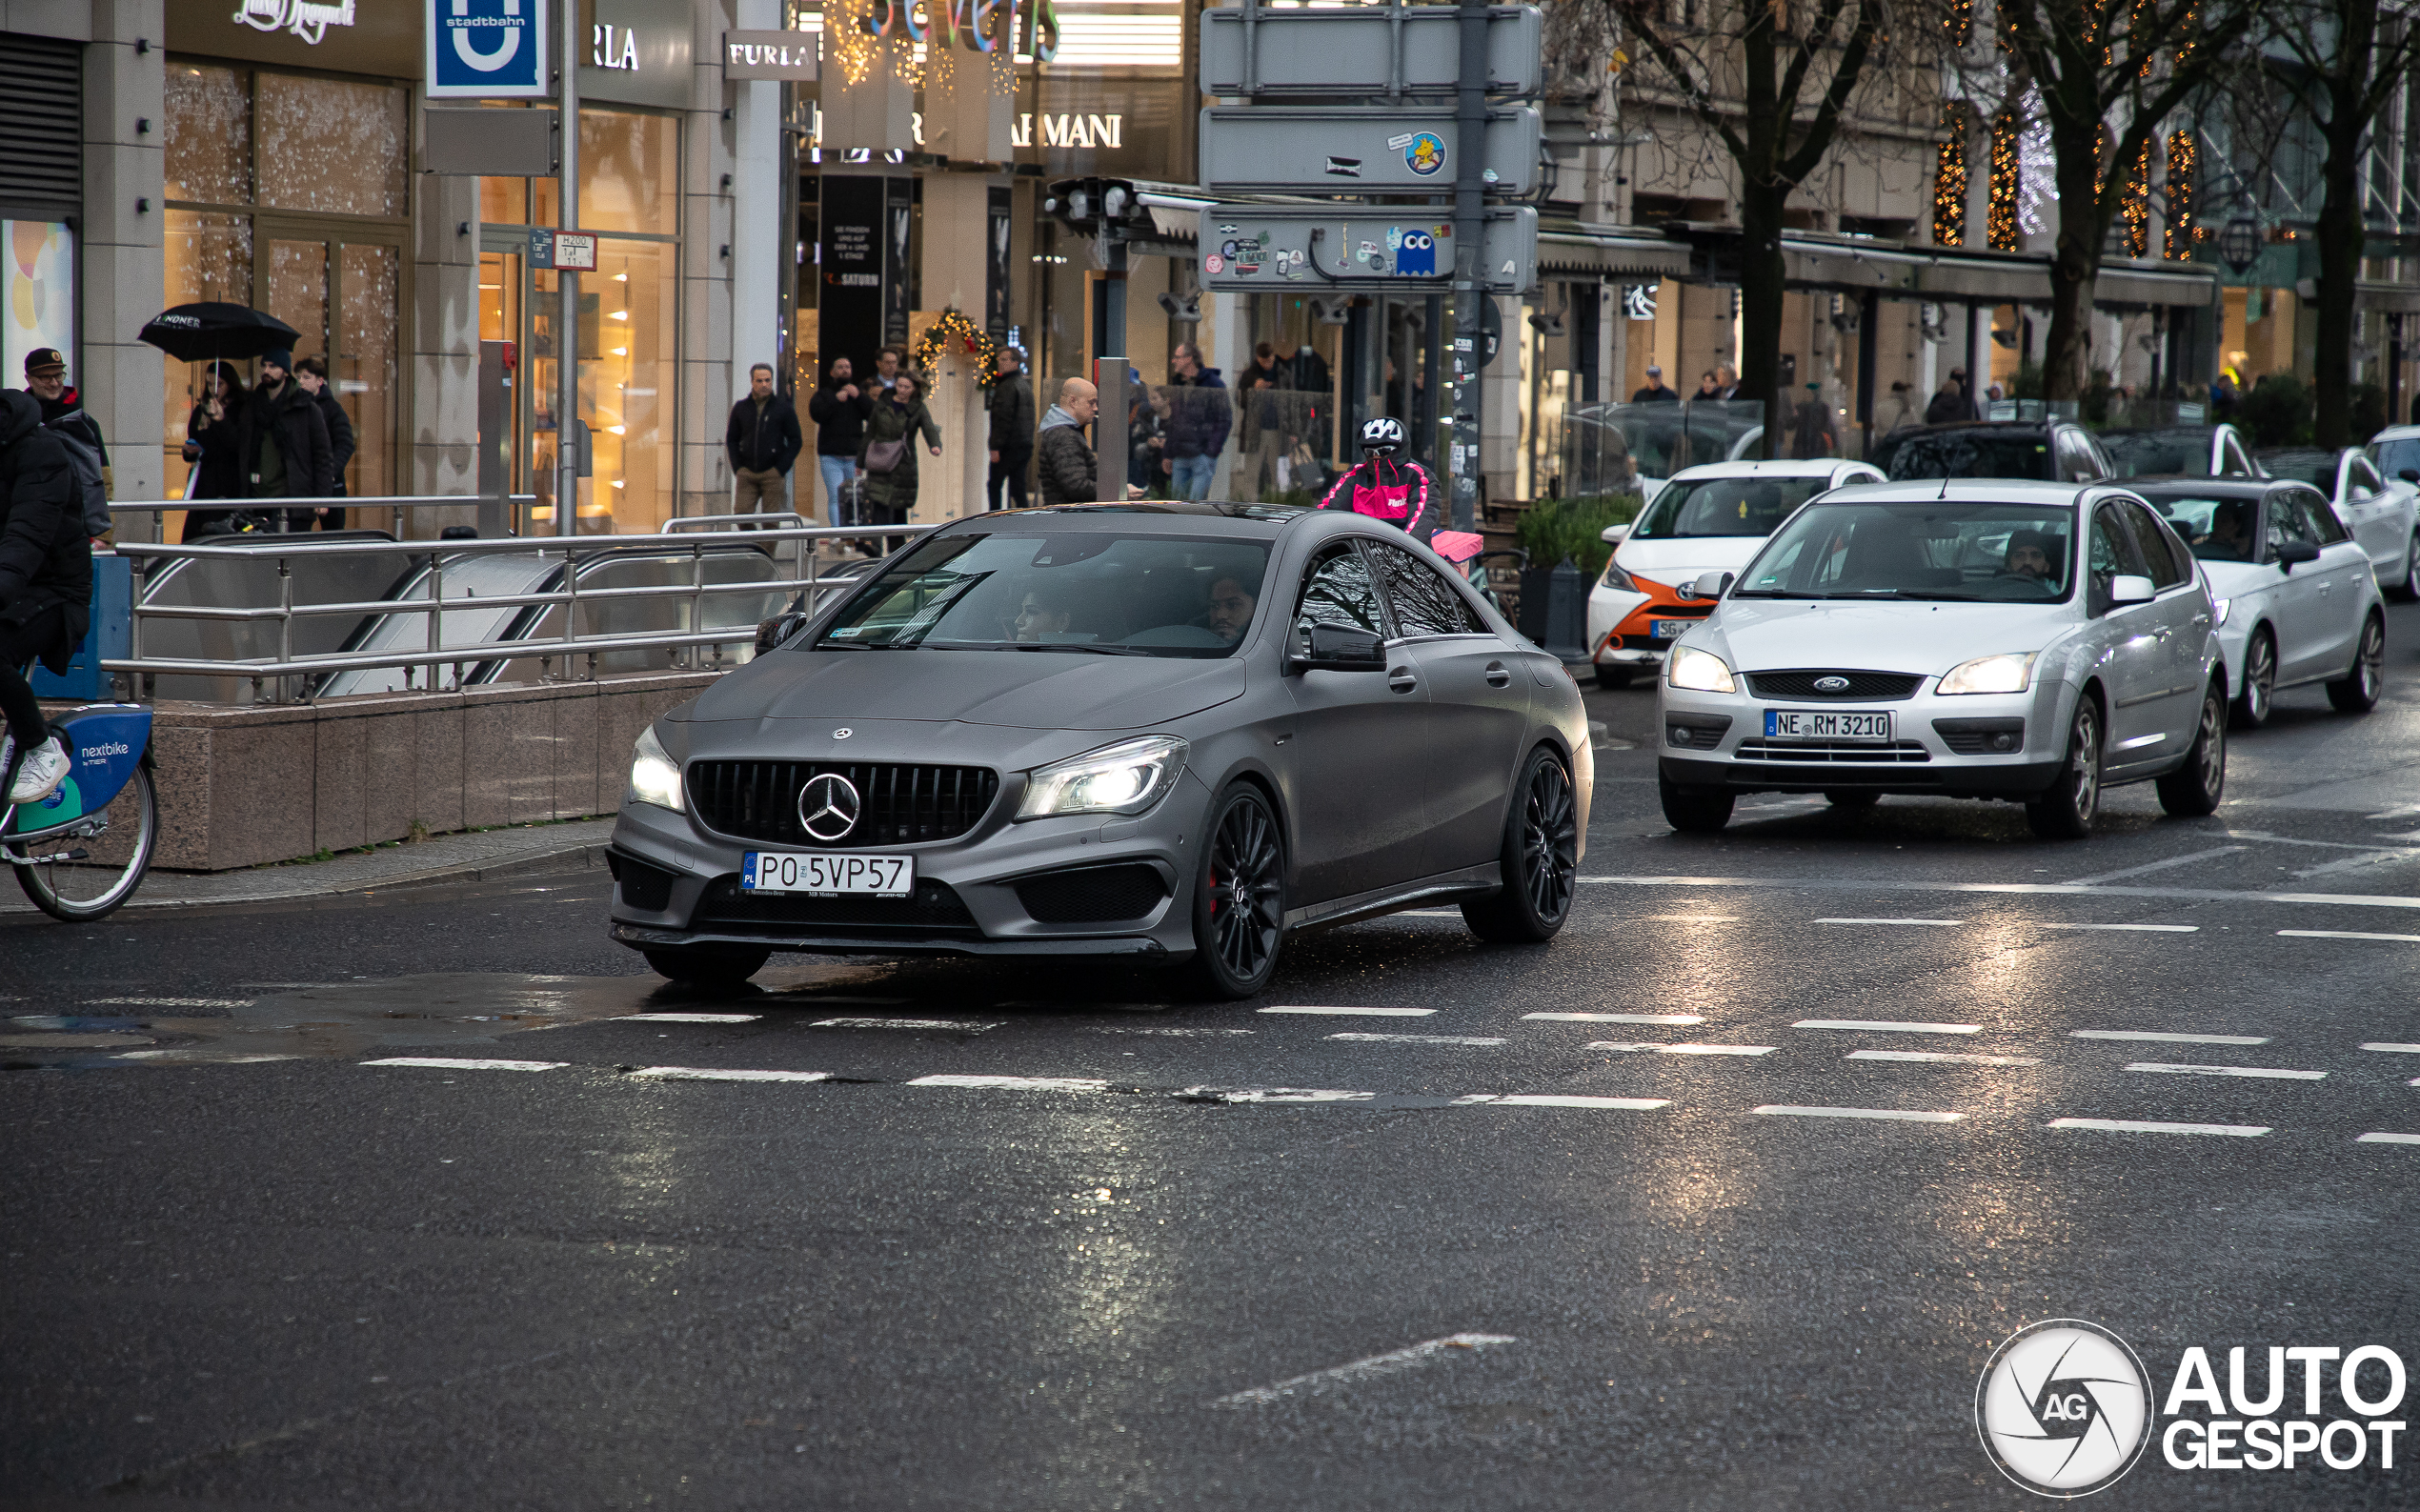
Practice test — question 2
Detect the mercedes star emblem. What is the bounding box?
[1813,675,1851,693]
[797,773,862,843]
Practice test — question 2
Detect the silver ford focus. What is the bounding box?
[1656,481,2229,839]
[608,503,1590,997]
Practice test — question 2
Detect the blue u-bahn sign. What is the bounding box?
[427,0,551,99]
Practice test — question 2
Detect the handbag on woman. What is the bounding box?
[860,437,906,475]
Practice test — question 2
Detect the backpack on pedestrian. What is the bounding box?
[45,418,110,537]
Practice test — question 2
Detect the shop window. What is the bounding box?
[586,240,676,531]
[255,72,410,219]
[532,109,676,235]
[161,212,254,500]
[340,245,400,501]
[2,221,73,387]
[165,64,251,206]
[480,176,529,227]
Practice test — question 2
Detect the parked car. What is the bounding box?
[2100,423,2263,481]
[2253,447,2420,600]
[2135,478,2388,726]
[2368,424,2420,491]
[1868,421,2115,484]
[1655,480,2228,840]
[1586,458,1882,689]
[610,502,1591,998]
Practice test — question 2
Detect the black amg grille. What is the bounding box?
[1745,670,1926,701]
[1736,740,1934,764]
[691,876,982,937]
[608,852,677,911]
[1016,864,1169,924]
[687,761,999,848]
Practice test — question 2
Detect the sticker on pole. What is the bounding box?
[1404,132,1447,177]
[428,0,551,99]
[1204,253,1226,275]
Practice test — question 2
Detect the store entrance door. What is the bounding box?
[257,227,403,524]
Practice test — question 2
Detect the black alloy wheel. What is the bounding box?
[1183,784,1284,999]
[2156,680,2228,816]
[2233,628,2276,728]
[2027,696,2104,840]
[2327,614,2387,713]
[1464,748,1580,943]
[642,945,770,987]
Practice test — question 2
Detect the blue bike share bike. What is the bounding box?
[2,701,157,919]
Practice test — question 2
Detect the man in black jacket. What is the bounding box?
[235,350,333,532]
[808,356,873,526]
[0,389,88,803]
[727,363,804,522]
[985,347,1035,511]
[23,348,109,500]
[294,356,356,529]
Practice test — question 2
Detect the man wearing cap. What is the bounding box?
[233,348,333,528]
[1630,365,1679,403]
[22,348,109,500]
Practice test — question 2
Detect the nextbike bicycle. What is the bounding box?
[1,701,157,920]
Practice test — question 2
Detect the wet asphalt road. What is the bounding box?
[8,605,2420,1509]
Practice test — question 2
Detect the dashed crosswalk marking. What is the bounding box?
[2070,1029,2269,1045]
[1752,1105,1964,1123]
[616,1013,760,1023]
[1585,1041,1776,1056]
[1328,1033,1507,1046]
[906,1074,1106,1092]
[361,1057,567,1072]
[2355,1132,2420,1145]
[1184,1086,1375,1103]
[813,1018,1001,1032]
[1260,1005,1436,1018]
[2126,1062,2328,1081]
[628,1066,830,1083]
[1523,1012,1704,1025]
[1463,1094,1670,1111]
[1813,917,1965,927]
[1847,1050,2042,1066]
[2048,1118,2269,1137]
[1795,1019,1980,1035]
[1212,1333,1519,1407]
[2278,929,2420,944]
[2363,1042,2420,1054]
[2039,922,2200,933]
[84,997,253,1010]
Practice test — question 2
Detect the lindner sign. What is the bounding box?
[427,0,550,99]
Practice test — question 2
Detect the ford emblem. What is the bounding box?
[1813,675,1851,693]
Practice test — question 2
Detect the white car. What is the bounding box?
[1586,458,1881,689]
[2254,447,2420,600]
[2100,423,2265,481]
[1656,480,2229,840]
[2137,478,2389,727]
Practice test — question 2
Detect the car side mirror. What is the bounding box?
[2275,539,2320,570]
[1599,524,1630,546]
[2108,574,2156,607]
[756,612,808,654]
[1291,622,1385,673]
[1677,570,1733,602]
[2401,469,2419,485]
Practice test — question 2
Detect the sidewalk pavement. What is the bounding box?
[0,816,616,915]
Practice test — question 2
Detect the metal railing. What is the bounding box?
[102,520,926,703]
[109,494,538,539]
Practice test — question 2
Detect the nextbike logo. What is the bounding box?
[1978,1320,2409,1497]
[78,741,130,759]
[427,0,549,98]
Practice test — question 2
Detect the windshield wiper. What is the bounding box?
[1004,642,1152,656]
[1865,590,1982,601]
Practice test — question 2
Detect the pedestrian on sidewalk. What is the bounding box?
[809,356,874,529]
[1038,377,1104,505]
[179,360,245,540]
[293,356,355,529]
[233,350,333,532]
[986,346,1035,511]
[1164,342,1229,501]
[727,362,803,523]
[857,368,941,554]
[0,389,89,805]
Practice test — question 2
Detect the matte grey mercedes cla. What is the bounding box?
[606,502,1591,998]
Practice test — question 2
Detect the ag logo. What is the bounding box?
[797,773,862,843]
[1976,1320,2154,1498]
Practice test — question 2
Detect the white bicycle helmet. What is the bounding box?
[1358,415,1407,454]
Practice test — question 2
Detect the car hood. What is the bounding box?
[1615,535,1770,588]
[676,647,1249,731]
[1704,597,2080,675]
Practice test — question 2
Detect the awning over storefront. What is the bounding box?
[1776,235,2222,310]
[1537,224,1693,279]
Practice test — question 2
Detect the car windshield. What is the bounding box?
[1735,501,2076,602]
[1871,430,2052,482]
[2374,437,2420,480]
[2100,429,2213,477]
[2256,450,2336,489]
[2149,495,2261,562]
[814,533,1272,656]
[1631,475,1830,539]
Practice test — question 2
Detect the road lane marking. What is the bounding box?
[2037,922,2200,933]
[1523,1012,1705,1025]
[812,1018,1001,1032]
[1260,1005,1436,1017]
[2048,1118,2269,1137]
[1328,1033,1507,1046]
[628,1066,831,1083]
[1576,875,2420,912]
[1644,915,1739,921]
[1585,1042,1776,1056]
[2277,929,2420,943]
[360,1057,567,1072]
[1471,1095,1671,1110]
[2064,846,2246,885]
[906,1075,1106,1091]
[2355,1133,2420,1145]
[2361,1043,2420,1053]
[84,997,253,1009]
[1182,1086,1376,1103]
[2125,1062,2328,1080]
[616,1013,761,1023]
[1812,917,1965,926]
[1795,1019,1980,1035]
[1098,1026,1257,1037]
[1212,1333,1519,1407]
[1752,1105,1964,1123]
[1398,909,1462,917]
[2070,1030,2270,1045]
[1847,1050,2043,1066]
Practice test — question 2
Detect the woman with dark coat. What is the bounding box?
[178,361,246,541]
[857,370,942,554]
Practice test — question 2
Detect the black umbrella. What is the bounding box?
[137,303,300,363]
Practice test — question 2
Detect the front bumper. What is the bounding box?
[606,775,1205,959]
[1587,586,1714,670]
[1656,679,2066,798]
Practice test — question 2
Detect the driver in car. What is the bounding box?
[1014,590,1071,643]
[1205,575,1258,646]
[2003,530,2058,581]
[2198,500,2253,560]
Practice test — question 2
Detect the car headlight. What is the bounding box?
[1600,557,1638,593]
[2210,596,2230,627]
[1937,652,2039,696]
[1017,736,1188,820]
[626,724,685,813]
[1666,644,1736,693]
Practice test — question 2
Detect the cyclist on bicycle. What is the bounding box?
[1319,416,1438,543]
[0,389,86,805]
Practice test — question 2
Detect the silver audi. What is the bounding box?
[608,503,1591,997]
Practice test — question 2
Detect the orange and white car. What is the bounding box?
[1587,458,1881,688]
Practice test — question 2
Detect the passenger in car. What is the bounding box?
[1205,575,1259,646]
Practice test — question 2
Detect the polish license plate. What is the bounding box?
[1764,709,1893,741]
[741,852,915,896]
[1649,619,1693,639]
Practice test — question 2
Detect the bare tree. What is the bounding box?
[1995,1,2256,402]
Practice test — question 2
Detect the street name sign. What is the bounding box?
[1197,106,1542,195]
[1200,205,1538,295]
[1199,6,1543,97]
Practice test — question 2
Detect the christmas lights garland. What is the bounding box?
[1933,103,1969,248]
[911,308,1003,389]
